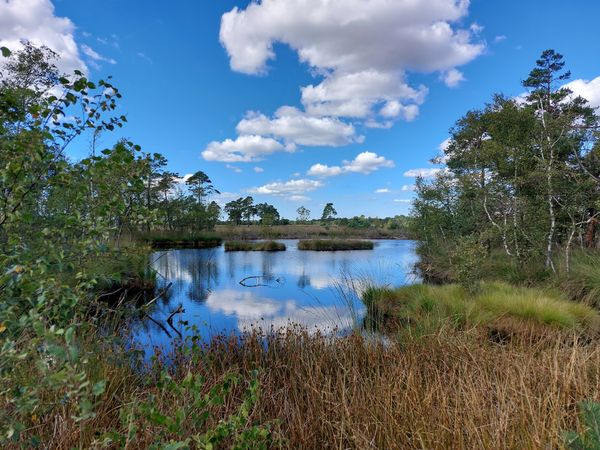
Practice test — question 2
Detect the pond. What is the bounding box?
[130,239,419,356]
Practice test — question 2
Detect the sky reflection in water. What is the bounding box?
[130,240,419,355]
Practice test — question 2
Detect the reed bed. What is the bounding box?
[13,326,600,449]
[141,232,222,249]
[298,239,374,251]
[224,240,286,252]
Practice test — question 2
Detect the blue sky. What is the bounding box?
[2,0,600,219]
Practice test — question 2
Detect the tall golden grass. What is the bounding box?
[13,326,600,449]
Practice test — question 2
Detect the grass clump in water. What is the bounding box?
[224,240,286,252]
[363,281,600,334]
[141,232,222,249]
[298,239,374,251]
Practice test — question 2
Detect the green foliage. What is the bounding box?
[0,43,272,448]
[321,202,338,221]
[564,401,600,450]
[296,206,310,223]
[98,369,272,449]
[451,236,487,293]
[412,49,600,279]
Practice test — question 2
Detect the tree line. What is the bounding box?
[412,49,599,275]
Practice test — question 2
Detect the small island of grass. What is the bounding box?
[298,239,374,251]
[224,240,286,252]
[143,233,223,249]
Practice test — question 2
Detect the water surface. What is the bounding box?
[131,240,419,355]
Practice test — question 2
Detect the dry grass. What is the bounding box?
[12,327,600,449]
[215,224,405,240]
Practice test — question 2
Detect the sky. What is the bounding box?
[1,0,600,219]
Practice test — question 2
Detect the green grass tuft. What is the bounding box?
[363,281,600,334]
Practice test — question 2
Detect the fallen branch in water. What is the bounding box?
[142,282,173,309]
[239,276,269,287]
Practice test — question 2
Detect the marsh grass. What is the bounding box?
[140,231,222,249]
[558,250,600,307]
[363,281,600,337]
[298,239,374,251]
[8,326,600,449]
[224,240,286,252]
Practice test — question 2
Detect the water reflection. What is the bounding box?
[131,240,419,356]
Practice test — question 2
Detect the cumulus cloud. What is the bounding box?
[220,0,484,125]
[248,178,323,196]
[301,70,427,120]
[401,184,416,191]
[236,106,361,147]
[307,163,343,178]
[307,151,394,177]
[253,166,264,173]
[394,198,412,203]
[0,0,86,74]
[221,0,483,75]
[375,188,390,194]
[202,135,285,162]
[565,76,600,109]
[404,168,443,178]
[440,68,465,87]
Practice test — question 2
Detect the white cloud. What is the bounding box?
[248,178,323,196]
[221,0,483,75]
[441,68,465,87]
[80,44,116,65]
[301,70,427,120]
[565,76,600,109]
[0,0,86,74]
[308,151,394,178]
[236,106,361,147]
[494,35,507,43]
[220,0,484,128]
[375,188,390,194]
[253,166,264,173]
[394,198,412,203]
[289,195,310,202]
[175,173,193,184]
[404,168,443,178]
[225,164,242,173]
[401,184,415,191]
[344,151,395,174]
[202,135,285,162]
[307,163,343,178]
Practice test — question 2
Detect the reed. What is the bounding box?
[298,239,374,251]
[224,240,286,252]
[8,327,600,449]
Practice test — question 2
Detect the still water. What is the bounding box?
[130,240,419,355]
